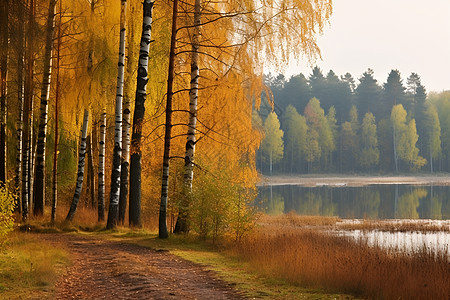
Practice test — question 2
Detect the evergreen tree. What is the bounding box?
[406,73,427,156]
[278,73,311,116]
[382,69,406,117]
[355,69,382,119]
[309,66,326,103]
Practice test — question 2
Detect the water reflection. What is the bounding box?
[257,184,450,220]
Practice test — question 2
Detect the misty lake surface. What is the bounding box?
[257,184,450,220]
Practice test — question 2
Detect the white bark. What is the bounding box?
[34,0,57,216]
[66,110,89,221]
[129,0,154,227]
[107,0,127,229]
[98,110,106,221]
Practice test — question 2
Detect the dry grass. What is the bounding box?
[258,211,341,228]
[0,232,69,299]
[231,222,450,299]
[337,219,450,233]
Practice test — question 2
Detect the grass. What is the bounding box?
[0,231,70,299]
[105,230,354,299]
[336,218,450,233]
[14,208,450,299]
[232,216,450,299]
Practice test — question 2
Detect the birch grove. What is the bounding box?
[1,0,336,238]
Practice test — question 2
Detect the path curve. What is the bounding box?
[43,234,243,299]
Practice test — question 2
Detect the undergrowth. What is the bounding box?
[0,232,69,299]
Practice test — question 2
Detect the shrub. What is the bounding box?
[0,183,15,245]
[190,167,257,241]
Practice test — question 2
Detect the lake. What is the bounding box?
[257,184,450,220]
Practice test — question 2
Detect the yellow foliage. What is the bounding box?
[0,184,15,245]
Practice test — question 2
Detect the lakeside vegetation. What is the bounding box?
[3,209,448,299]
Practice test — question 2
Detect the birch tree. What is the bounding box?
[423,105,441,172]
[359,112,379,169]
[129,0,154,227]
[34,0,57,216]
[159,0,179,239]
[21,0,36,221]
[119,1,137,224]
[98,110,106,221]
[107,0,127,229]
[15,0,25,210]
[0,0,9,184]
[66,110,89,221]
[51,0,62,222]
[173,0,201,234]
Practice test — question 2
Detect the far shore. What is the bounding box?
[258,174,450,187]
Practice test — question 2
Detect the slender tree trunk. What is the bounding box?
[174,0,200,234]
[51,0,62,223]
[118,19,134,223]
[159,0,179,239]
[15,0,26,212]
[86,134,95,208]
[393,124,398,173]
[66,110,89,221]
[107,0,127,229]
[34,0,57,216]
[22,0,36,221]
[119,3,137,224]
[129,0,153,227]
[0,0,9,184]
[98,110,106,221]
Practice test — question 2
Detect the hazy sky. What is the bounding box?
[281,0,450,92]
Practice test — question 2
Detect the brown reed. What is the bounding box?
[231,221,450,299]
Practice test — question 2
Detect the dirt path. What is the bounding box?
[43,234,243,300]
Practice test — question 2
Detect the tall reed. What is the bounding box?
[232,223,450,299]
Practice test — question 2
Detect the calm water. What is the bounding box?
[257,184,450,220]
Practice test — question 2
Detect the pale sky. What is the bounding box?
[280,0,450,93]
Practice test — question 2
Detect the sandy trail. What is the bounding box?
[43,234,243,299]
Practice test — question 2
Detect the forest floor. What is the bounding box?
[259,174,450,187]
[42,233,244,300]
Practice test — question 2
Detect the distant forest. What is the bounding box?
[255,67,450,174]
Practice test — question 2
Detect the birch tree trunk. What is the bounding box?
[22,0,36,221]
[106,0,127,229]
[174,0,201,234]
[66,110,89,221]
[15,0,25,212]
[159,0,179,239]
[34,0,57,216]
[98,110,106,221]
[51,0,62,222]
[119,2,137,224]
[86,134,95,208]
[129,0,154,227]
[0,0,9,184]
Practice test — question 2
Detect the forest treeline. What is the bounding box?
[256,68,450,174]
[0,0,333,238]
